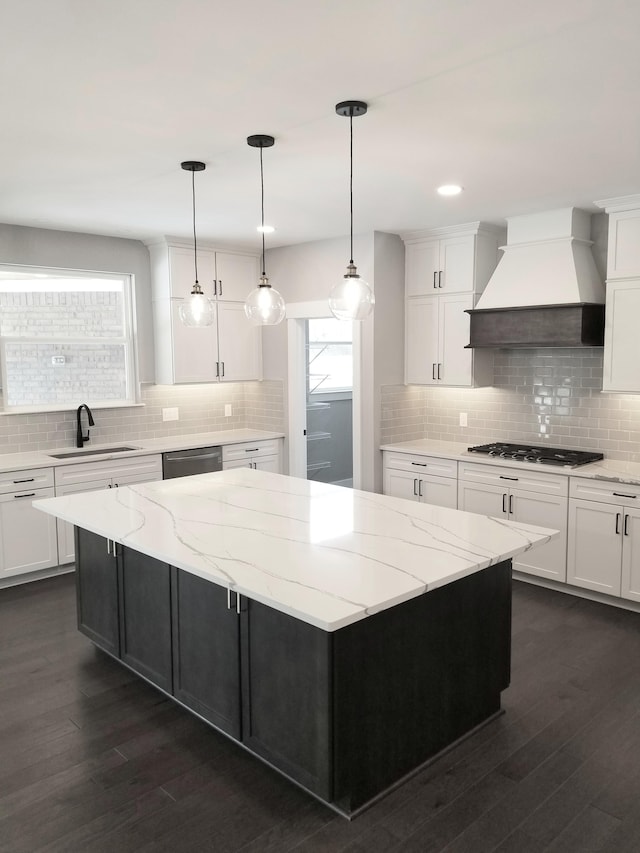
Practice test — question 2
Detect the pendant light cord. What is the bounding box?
[260,145,266,277]
[349,111,354,265]
[191,168,199,285]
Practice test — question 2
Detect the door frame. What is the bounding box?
[286,301,361,489]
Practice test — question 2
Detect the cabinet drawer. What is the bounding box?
[458,461,568,497]
[54,454,163,487]
[383,452,457,479]
[569,477,640,507]
[0,467,54,494]
[222,440,281,463]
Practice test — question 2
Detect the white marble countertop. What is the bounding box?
[381,439,640,486]
[0,430,284,474]
[35,469,555,632]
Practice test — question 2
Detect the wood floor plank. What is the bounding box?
[3,576,640,853]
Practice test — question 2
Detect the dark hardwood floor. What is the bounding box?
[1,574,640,852]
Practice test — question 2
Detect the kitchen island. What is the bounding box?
[35,469,554,817]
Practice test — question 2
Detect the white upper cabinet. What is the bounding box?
[405,234,475,296]
[149,241,262,385]
[403,223,502,388]
[595,195,640,392]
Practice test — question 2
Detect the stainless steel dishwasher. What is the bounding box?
[162,446,223,479]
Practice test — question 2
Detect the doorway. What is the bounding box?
[305,318,353,487]
[286,301,361,488]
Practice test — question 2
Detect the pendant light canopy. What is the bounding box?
[329,100,375,321]
[244,135,285,326]
[178,160,215,327]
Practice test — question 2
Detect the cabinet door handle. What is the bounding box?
[433,271,438,289]
[418,479,423,497]
[213,280,217,296]
[216,361,220,377]
[616,512,621,534]
[438,270,443,288]
[432,363,437,380]
[613,492,637,499]
[236,593,242,614]
[502,493,507,514]
[413,478,418,496]
[13,492,35,498]
[227,588,234,610]
[624,514,630,536]
[221,361,225,377]
[218,280,223,297]
[437,363,442,380]
[509,494,514,515]
[107,483,112,489]
[12,478,34,484]
[107,539,111,555]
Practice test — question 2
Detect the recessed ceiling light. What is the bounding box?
[257,224,275,233]
[437,184,463,196]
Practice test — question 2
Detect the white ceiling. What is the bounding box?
[2,0,640,251]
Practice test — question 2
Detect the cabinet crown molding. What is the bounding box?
[401,222,504,245]
[594,194,640,213]
[145,236,260,258]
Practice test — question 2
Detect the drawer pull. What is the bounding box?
[14,492,35,499]
[13,478,34,484]
[499,475,519,481]
[245,448,260,453]
[411,461,427,467]
[613,492,637,499]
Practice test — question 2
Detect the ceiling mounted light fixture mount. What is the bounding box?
[244,134,285,326]
[178,160,215,327]
[329,100,375,321]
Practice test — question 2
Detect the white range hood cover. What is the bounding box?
[474,207,604,310]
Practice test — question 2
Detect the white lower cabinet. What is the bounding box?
[54,455,163,565]
[222,439,282,473]
[567,478,640,600]
[457,462,568,582]
[382,452,458,509]
[0,467,58,580]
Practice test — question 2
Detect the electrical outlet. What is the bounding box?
[459,412,468,427]
[225,404,232,417]
[162,407,179,422]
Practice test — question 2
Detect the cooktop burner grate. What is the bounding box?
[467,442,603,467]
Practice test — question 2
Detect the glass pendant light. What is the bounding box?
[178,160,215,327]
[329,100,375,321]
[244,135,285,326]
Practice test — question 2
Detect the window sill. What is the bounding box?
[0,401,145,416]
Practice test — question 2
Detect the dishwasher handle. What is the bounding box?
[162,446,223,479]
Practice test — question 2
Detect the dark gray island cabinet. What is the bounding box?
[36,469,553,816]
[75,525,512,816]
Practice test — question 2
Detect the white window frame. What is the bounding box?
[0,264,139,414]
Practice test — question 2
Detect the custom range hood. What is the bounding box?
[467,208,605,348]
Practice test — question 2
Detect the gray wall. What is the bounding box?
[0,223,155,382]
[264,230,405,491]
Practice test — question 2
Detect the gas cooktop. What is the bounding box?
[467,442,603,468]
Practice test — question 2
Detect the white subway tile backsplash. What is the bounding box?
[0,381,284,454]
[381,348,640,462]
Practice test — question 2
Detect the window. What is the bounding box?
[306,318,353,395]
[0,265,137,412]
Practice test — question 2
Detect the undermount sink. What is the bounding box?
[49,446,141,459]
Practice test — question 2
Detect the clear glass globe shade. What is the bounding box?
[244,285,286,326]
[329,276,375,321]
[178,292,215,327]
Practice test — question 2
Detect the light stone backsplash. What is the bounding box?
[381,348,640,464]
[0,380,284,454]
